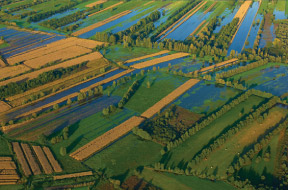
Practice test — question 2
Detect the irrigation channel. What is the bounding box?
[2,56,190,121]
[228,1,260,55]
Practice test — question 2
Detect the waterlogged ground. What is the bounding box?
[244,14,263,49]
[231,64,288,97]
[228,1,260,55]
[213,6,239,33]
[172,81,240,115]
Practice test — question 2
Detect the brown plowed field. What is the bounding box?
[53,171,93,180]
[32,146,53,174]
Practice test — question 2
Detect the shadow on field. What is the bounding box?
[67,134,84,153]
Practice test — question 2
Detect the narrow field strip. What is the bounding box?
[11,142,31,176]
[131,52,189,69]
[0,65,31,81]
[54,171,93,180]
[73,10,132,36]
[189,20,206,36]
[21,143,41,175]
[229,0,253,44]
[124,50,170,63]
[141,79,200,118]
[32,146,53,174]
[199,58,238,73]
[204,1,217,14]
[157,1,204,38]
[1,52,104,87]
[42,147,62,173]
[70,116,146,161]
[0,101,11,113]
[85,0,107,8]
[7,37,104,65]
[160,1,207,40]
[70,79,199,161]
[88,1,124,17]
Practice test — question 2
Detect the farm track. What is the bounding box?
[70,79,199,161]
[73,10,132,36]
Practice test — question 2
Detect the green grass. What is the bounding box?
[49,108,137,173]
[139,168,236,190]
[162,95,264,169]
[230,62,287,85]
[0,185,24,190]
[84,134,163,179]
[110,71,187,114]
[0,42,10,49]
[246,129,282,175]
[0,136,12,156]
[103,44,161,63]
[275,0,286,11]
[195,106,288,177]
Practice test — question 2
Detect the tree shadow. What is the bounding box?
[67,135,84,153]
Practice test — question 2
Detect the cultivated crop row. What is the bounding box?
[86,0,107,8]
[131,53,189,69]
[88,1,124,17]
[70,116,146,161]
[159,1,207,40]
[73,10,132,36]
[125,50,170,63]
[199,58,238,73]
[12,142,32,176]
[32,146,53,174]
[141,79,200,118]
[21,143,41,175]
[53,171,93,180]
[0,101,11,113]
[42,147,62,173]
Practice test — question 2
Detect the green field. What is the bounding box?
[0,136,12,156]
[106,70,188,114]
[84,134,163,178]
[195,106,288,177]
[162,95,265,169]
[139,168,236,190]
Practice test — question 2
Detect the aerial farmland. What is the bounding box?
[0,0,287,189]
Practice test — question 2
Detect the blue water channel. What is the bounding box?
[228,1,260,55]
[244,14,263,49]
[214,6,239,33]
[5,55,190,120]
[162,9,212,41]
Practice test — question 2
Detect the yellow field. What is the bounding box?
[189,20,206,36]
[70,116,146,161]
[124,50,170,63]
[234,0,253,24]
[54,171,93,180]
[0,65,31,80]
[131,52,189,69]
[88,1,124,17]
[85,0,107,7]
[157,1,204,39]
[0,101,11,113]
[141,79,200,118]
[6,37,104,65]
[199,58,238,73]
[73,10,131,36]
[204,2,217,14]
[1,52,103,88]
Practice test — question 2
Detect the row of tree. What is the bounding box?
[187,97,278,169]
[0,61,88,99]
[162,90,255,153]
